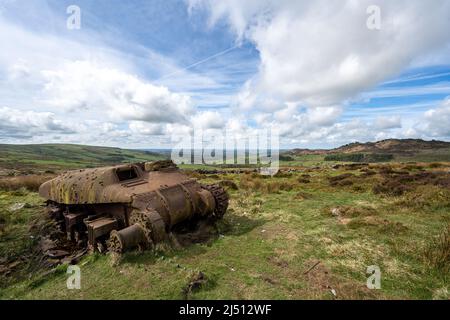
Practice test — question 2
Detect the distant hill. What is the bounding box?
[0,144,167,170]
[333,139,450,154]
[286,148,329,156]
[1,139,449,170]
[285,139,450,163]
[287,139,450,155]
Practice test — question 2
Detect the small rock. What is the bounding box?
[46,258,61,266]
[62,250,87,265]
[8,261,21,269]
[182,271,208,298]
[46,249,69,259]
[9,203,25,211]
[0,264,8,274]
[39,237,57,252]
[331,208,341,217]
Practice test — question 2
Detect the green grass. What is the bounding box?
[0,144,166,170]
[280,154,327,167]
[1,163,448,300]
[395,148,450,162]
[0,189,44,260]
[281,147,450,165]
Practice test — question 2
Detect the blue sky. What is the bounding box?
[345,66,450,119]
[0,0,450,148]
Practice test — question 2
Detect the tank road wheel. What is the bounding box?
[107,208,168,254]
[108,225,147,254]
[203,184,229,219]
[129,208,167,243]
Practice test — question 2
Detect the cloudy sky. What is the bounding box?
[1,0,450,149]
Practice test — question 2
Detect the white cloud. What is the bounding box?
[0,106,76,139]
[191,0,450,109]
[0,15,207,147]
[1,2,450,148]
[307,106,343,126]
[374,115,402,129]
[7,59,31,81]
[129,121,165,136]
[246,103,343,142]
[41,60,194,124]
[421,98,450,137]
[191,111,225,129]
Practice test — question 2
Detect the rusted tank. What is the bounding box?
[39,160,228,253]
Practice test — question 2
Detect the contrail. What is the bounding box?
[155,44,241,82]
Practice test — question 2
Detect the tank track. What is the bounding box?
[108,208,168,253]
[203,184,229,219]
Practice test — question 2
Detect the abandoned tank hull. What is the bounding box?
[39,161,228,253]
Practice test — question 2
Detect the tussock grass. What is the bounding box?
[373,170,450,197]
[2,162,450,300]
[429,162,445,168]
[327,173,358,188]
[0,175,54,192]
[328,205,377,218]
[373,179,411,196]
[396,186,450,211]
[423,224,450,273]
[219,179,238,190]
[239,174,297,194]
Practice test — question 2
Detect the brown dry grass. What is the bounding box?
[423,224,450,273]
[328,173,355,187]
[239,174,296,194]
[396,186,450,210]
[0,175,54,192]
[373,171,450,197]
[219,179,238,190]
[372,179,411,196]
[302,260,379,299]
[329,205,377,218]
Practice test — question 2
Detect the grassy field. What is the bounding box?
[282,148,450,166]
[0,144,166,171]
[1,159,448,300]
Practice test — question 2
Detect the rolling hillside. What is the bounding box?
[0,144,167,170]
[1,138,449,172]
[334,139,450,154]
[285,139,450,163]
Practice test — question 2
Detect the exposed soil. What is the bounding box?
[172,219,220,247]
[373,171,450,196]
[182,271,209,299]
[302,260,378,299]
